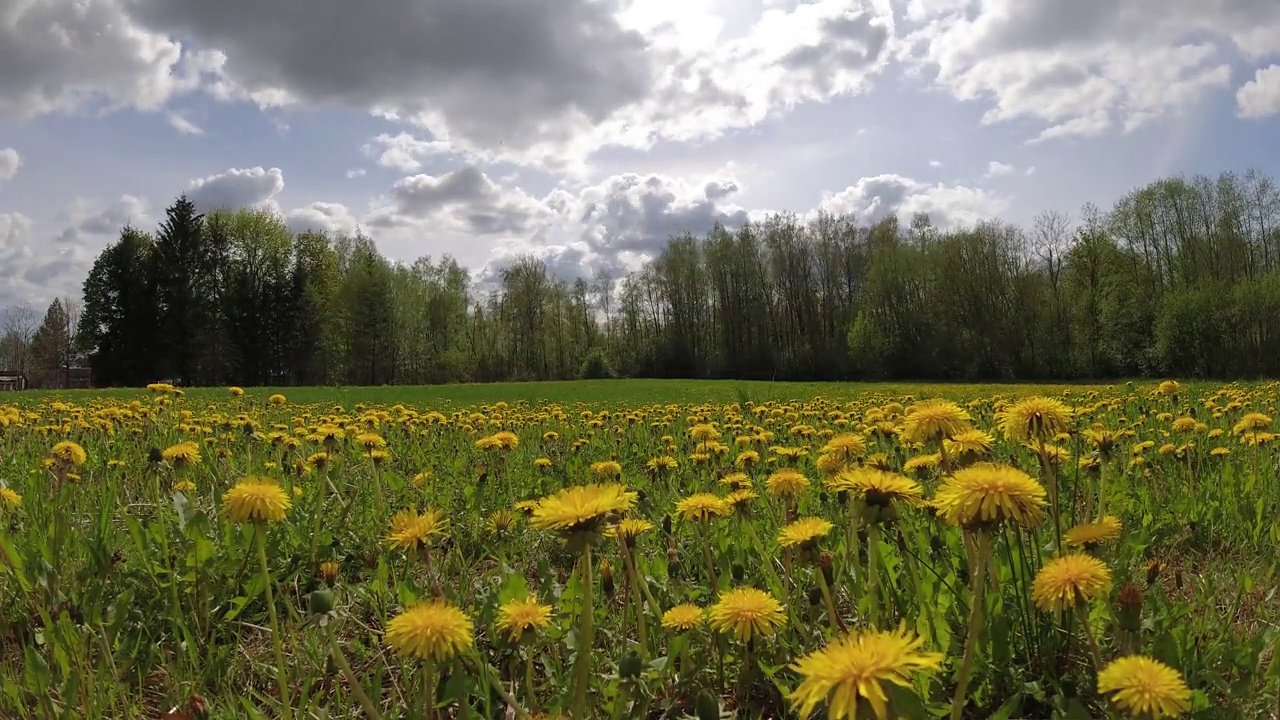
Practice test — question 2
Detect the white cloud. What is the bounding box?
[0,149,20,182]
[186,166,285,212]
[985,160,1015,177]
[345,169,367,179]
[899,0,1276,141]
[166,112,204,135]
[362,133,461,172]
[1237,65,1280,119]
[285,202,360,236]
[819,174,1008,228]
[0,0,190,120]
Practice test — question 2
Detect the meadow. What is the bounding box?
[0,378,1275,719]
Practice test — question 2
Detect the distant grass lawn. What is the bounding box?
[10,377,1143,407]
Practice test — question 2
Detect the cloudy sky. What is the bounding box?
[2,0,1280,309]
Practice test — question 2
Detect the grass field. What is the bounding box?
[17,378,1128,406]
[0,378,1275,719]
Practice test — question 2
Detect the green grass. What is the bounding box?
[13,377,1139,407]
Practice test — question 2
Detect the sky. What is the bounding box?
[2,0,1280,310]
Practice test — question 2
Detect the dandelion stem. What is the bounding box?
[621,542,649,658]
[524,650,537,714]
[255,526,293,720]
[1075,605,1105,673]
[307,464,330,566]
[950,531,990,720]
[569,544,595,719]
[814,566,845,633]
[327,627,384,720]
[867,523,881,628]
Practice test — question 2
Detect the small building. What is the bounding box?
[0,371,28,391]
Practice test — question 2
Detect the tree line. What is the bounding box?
[7,168,1280,388]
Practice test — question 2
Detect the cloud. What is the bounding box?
[166,112,204,135]
[818,174,1008,228]
[372,167,547,236]
[362,133,462,172]
[0,0,190,120]
[127,0,655,160]
[0,212,95,310]
[186,166,285,212]
[56,195,153,246]
[285,202,360,236]
[345,169,367,179]
[0,148,20,182]
[899,0,1277,141]
[1237,65,1280,119]
[985,161,1015,178]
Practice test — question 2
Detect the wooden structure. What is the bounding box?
[0,371,27,391]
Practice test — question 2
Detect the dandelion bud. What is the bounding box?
[600,558,615,597]
[695,690,720,720]
[807,586,823,607]
[666,546,681,579]
[731,563,745,583]
[1146,559,1162,586]
[318,561,340,583]
[1116,582,1143,633]
[819,551,835,587]
[619,649,643,680]
[148,447,163,464]
[662,514,673,535]
[309,589,335,615]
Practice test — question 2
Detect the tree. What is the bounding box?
[30,298,74,387]
[0,304,38,374]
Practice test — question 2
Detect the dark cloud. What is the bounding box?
[128,0,656,151]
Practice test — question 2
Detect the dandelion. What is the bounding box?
[0,486,20,511]
[708,587,786,643]
[385,508,447,552]
[662,604,705,632]
[162,441,201,470]
[790,624,944,720]
[529,483,637,540]
[1097,656,1192,718]
[50,440,87,468]
[1031,553,1113,613]
[674,492,730,522]
[766,468,810,500]
[996,396,1073,442]
[900,399,971,445]
[496,596,553,643]
[268,394,287,406]
[1065,516,1122,549]
[385,600,474,662]
[931,463,1047,530]
[223,478,291,524]
[777,516,833,552]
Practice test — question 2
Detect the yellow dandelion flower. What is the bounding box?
[50,440,87,468]
[789,624,944,720]
[384,600,474,661]
[173,480,196,493]
[661,604,705,632]
[826,467,923,507]
[0,486,21,511]
[674,492,731,521]
[223,477,291,524]
[229,386,245,397]
[1031,553,1113,613]
[486,509,520,536]
[607,518,654,541]
[708,587,786,643]
[899,400,971,445]
[1097,655,1192,719]
[268,394,287,406]
[318,560,340,582]
[385,508,448,550]
[529,483,637,536]
[162,441,201,470]
[931,462,1047,530]
[1065,516,1122,548]
[496,596,553,642]
[777,517,834,549]
[590,460,622,477]
[766,468,810,499]
[997,396,1073,442]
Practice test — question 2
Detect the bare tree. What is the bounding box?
[1,305,38,372]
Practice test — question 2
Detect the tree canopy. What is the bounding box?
[46,169,1280,387]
